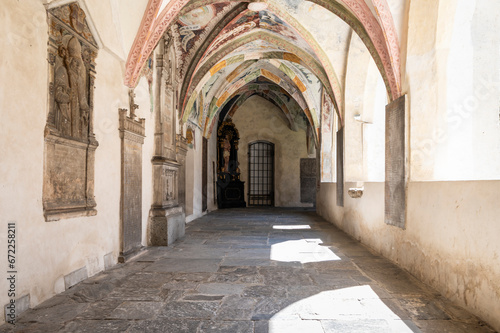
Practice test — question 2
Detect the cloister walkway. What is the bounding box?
[1,208,494,332]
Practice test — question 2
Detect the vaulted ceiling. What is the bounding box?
[124,0,404,140]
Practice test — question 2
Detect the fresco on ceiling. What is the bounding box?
[181,29,336,120]
[202,9,312,64]
[321,89,335,183]
[186,54,324,139]
[259,11,299,43]
[177,4,220,52]
[187,91,205,129]
[202,70,223,100]
[173,3,233,78]
[287,62,322,111]
[232,40,286,54]
[204,10,260,62]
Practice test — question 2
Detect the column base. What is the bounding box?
[148,206,185,246]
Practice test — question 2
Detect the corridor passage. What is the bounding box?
[1,209,494,333]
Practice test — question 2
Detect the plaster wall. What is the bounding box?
[406,0,500,181]
[185,126,203,222]
[0,0,154,324]
[317,181,500,331]
[232,96,311,207]
[185,124,217,222]
[185,147,195,217]
[344,33,386,183]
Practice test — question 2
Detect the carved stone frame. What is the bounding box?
[43,2,99,221]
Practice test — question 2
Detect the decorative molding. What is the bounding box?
[372,0,401,91]
[119,108,146,138]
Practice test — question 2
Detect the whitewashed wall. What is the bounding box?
[0,0,152,324]
[317,1,500,331]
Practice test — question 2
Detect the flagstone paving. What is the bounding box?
[0,208,495,332]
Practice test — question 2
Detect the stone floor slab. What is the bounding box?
[199,320,254,333]
[158,301,220,320]
[0,208,494,333]
[107,301,163,320]
[146,258,221,273]
[127,319,202,333]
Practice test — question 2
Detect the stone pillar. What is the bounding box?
[148,35,185,246]
[118,108,145,262]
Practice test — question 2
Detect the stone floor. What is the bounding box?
[1,208,496,333]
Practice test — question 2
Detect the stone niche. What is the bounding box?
[43,2,99,221]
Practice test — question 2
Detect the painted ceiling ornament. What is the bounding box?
[247,2,268,12]
[69,3,86,34]
[178,5,216,52]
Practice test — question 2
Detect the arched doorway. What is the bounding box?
[248,141,275,207]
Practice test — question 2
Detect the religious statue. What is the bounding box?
[223,134,231,172]
[54,35,89,138]
[216,120,245,208]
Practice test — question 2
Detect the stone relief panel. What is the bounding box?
[336,127,344,207]
[300,158,317,204]
[119,108,145,261]
[385,95,407,229]
[43,2,99,221]
[164,169,177,204]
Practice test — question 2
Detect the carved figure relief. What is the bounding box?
[54,35,89,138]
[70,3,86,33]
[43,2,99,221]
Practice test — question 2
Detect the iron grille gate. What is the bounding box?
[248,141,274,206]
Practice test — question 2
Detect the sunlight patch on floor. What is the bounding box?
[270,239,341,263]
[269,285,415,333]
[273,225,312,230]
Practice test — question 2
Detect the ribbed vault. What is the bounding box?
[124,0,402,145]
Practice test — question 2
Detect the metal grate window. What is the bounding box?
[248,141,274,206]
